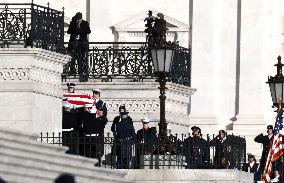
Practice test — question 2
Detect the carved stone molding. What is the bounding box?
[105,99,160,112]
[0,68,30,80]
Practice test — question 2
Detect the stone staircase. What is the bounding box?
[0,129,132,183]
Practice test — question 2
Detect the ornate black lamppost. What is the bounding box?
[151,47,175,137]
[263,56,284,181]
[267,56,284,108]
[145,11,175,137]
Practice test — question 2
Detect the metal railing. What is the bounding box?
[0,3,191,86]
[39,132,245,169]
[62,42,191,86]
[0,2,64,52]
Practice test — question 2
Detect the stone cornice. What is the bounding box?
[0,48,70,66]
[63,80,197,96]
[0,48,68,98]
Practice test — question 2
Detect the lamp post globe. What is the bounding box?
[267,56,284,108]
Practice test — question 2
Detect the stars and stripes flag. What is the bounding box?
[63,93,95,108]
[263,111,284,182]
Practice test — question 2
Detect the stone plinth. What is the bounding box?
[0,48,70,134]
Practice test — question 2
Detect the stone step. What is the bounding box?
[0,129,130,183]
[0,138,98,170]
[0,144,129,182]
[0,162,129,183]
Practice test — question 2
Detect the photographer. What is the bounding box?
[144,12,168,47]
[152,13,167,46]
[67,12,91,82]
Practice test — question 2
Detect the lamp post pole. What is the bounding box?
[158,72,167,137]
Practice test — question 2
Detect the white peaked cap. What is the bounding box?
[92,89,102,93]
[63,101,71,108]
[141,117,150,123]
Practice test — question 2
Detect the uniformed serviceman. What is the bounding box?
[111,105,130,134]
[210,130,227,168]
[82,103,107,165]
[92,89,107,117]
[254,125,274,174]
[114,110,135,169]
[67,83,76,93]
[135,118,157,168]
[183,126,209,169]
[62,99,79,154]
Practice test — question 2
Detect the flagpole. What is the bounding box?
[262,97,283,181]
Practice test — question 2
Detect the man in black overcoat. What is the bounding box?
[67,12,91,81]
[152,13,168,46]
[210,130,227,168]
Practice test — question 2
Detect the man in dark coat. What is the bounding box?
[254,125,274,174]
[67,12,91,81]
[183,126,209,169]
[111,105,130,134]
[81,104,107,165]
[135,117,157,168]
[62,99,79,154]
[152,13,168,46]
[114,111,135,169]
[211,130,227,168]
[242,154,261,182]
[91,89,107,117]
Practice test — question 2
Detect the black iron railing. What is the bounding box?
[0,2,64,52]
[39,132,245,169]
[62,42,191,86]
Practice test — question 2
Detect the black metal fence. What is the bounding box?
[0,2,64,52]
[39,132,246,169]
[62,42,191,86]
[0,3,191,86]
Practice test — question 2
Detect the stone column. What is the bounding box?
[233,0,283,157]
[189,0,244,134]
[0,48,70,134]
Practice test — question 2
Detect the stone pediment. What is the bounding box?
[112,10,190,32]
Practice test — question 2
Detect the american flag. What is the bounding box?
[263,111,284,182]
[63,93,95,108]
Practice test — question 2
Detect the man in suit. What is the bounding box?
[254,125,274,174]
[67,12,91,81]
